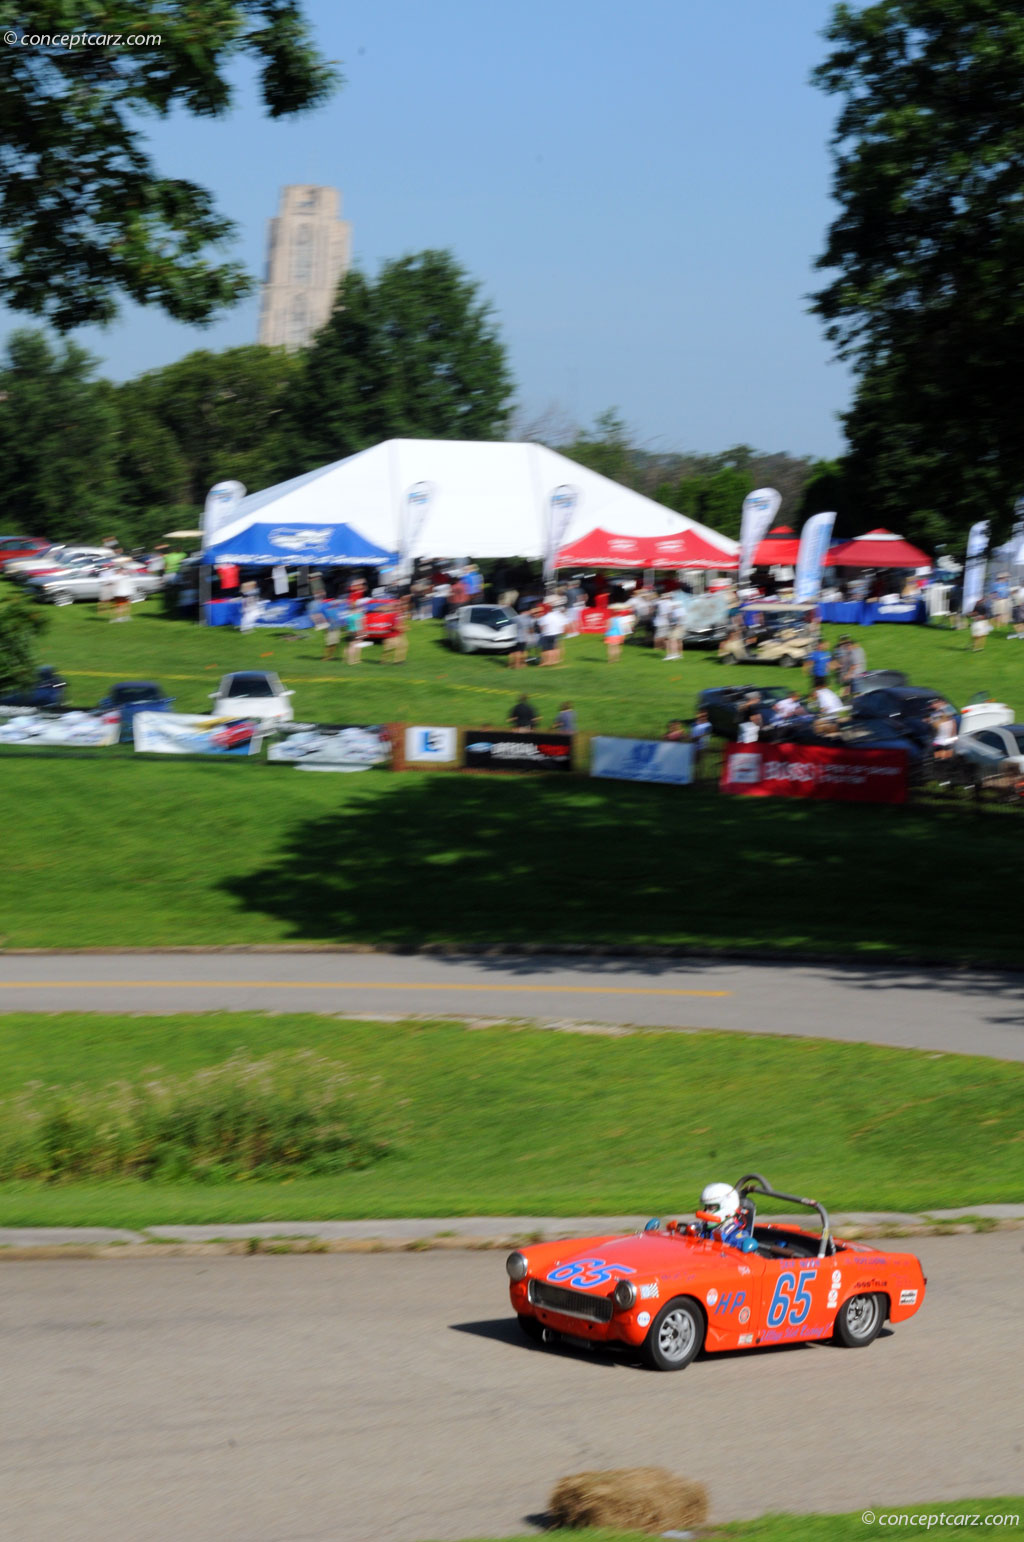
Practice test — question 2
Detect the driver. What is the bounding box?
[694,1182,757,1252]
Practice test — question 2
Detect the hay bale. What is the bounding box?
[548,1466,708,1532]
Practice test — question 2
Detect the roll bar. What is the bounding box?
[734,1173,834,1257]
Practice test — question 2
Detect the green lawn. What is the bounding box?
[0,1015,1020,1225]
[1,605,1021,960]
[435,1501,1024,1542]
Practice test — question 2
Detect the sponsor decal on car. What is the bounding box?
[738,1333,754,1345]
[706,1289,718,1306]
[640,1282,660,1300]
[637,1311,651,1328]
[828,1268,843,1310]
[899,1289,918,1306]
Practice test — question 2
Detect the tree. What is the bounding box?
[0,330,120,541]
[812,1,1024,547]
[0,5,339,330]
[0,595,48,695]
[288,252,514,469]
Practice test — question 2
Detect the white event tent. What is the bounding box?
[202,439,739,569]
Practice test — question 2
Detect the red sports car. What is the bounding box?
[507,1174,925,1371]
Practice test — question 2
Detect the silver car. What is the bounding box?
[445,604,518,654]
[27,563,162,606]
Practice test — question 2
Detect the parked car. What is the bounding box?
[5,546,112,581]
[697,684,794,739]
[719,602,819,668]
[955,724,1024,774]
[957,695,1014,734]
[851,686,958,745]
[209,671,294,724]
[27,561,162,607]
[0,666,67,710]
[848,669,909,696]
[445,604,519,654]
[679,591,731,648]
[97,681,175,743]
[0,535,50,572]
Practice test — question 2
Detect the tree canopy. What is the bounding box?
[0,4,339,330]
[812,1,1024,547]
[286,251,514,470]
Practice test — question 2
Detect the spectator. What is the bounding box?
[814,684,845,717]
[690,708,712,774]
[1009,589,1024,640]
[737,706,762,743]
[806,638,833,689]
[345,602,364,665]
[653,593,673,655]
[970,599,992,652]
[508,608,530,669]
[539,603,566,665]
[604,609,628,662]
[382,598,409,664]
[509,694,538,732]
[553,701,577,733]
[931,700,957,760]
[664,719,688,741]
[664,593,686,661]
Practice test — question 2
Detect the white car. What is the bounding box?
[956,723,1024,772]
[27,562,162,606]
[6,546,113,582]
[444,604,518,654]
[209,671,294,724]
[958,699,1014,734]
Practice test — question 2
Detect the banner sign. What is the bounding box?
[961,520,989,615]
[721,743,907,804]
[405,726,458,764]
[545,484,579,580]
[591,736,693,786]
[133,712,266,757]
[201,479,247,548]
[739,488,781,579]
[401,481,434,574]
[794,511,837,602]
[463,729,573,773]
[268,723,392,772]
[0,710,118,747]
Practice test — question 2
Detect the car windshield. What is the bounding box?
[112,685,159,704]
[1010,728,1024,753]
[470,607,513,626]
[225,675,275,698]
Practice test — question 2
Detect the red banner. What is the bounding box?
[721,743,908,803]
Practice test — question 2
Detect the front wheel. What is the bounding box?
[642,1297,705,1371]
[50,590,74,607]
[833,1292,884,1348]
[778,654,795,668]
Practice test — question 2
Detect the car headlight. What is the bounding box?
[506,1251,529,1282]
[612,1279,637,1311]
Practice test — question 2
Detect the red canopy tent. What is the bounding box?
[555,526,737,570]
[828,528,931,569]
[752,524,801,565]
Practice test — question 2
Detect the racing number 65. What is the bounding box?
[767,1268,816,1328]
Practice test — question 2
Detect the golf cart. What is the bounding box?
[719,601,819,669]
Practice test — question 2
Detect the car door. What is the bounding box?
[755,1253,835,1345]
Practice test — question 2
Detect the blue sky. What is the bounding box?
[2,1,851,459]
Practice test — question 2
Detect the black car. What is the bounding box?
[851,686,957,752]
[0,665,67,709]
[848,669,909,696]
[697,684,795,739]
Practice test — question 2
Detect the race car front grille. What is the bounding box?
[529,1280,613,1323]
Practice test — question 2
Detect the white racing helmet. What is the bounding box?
[699,1182,741,1225]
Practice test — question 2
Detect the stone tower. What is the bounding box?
[258,185,352,350]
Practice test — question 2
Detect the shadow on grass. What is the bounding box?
[219,773,1023,968]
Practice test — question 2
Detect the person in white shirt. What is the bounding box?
[815,685,844,717]
[539,605,566,665]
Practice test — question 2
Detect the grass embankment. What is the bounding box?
[0,1015,1020,1226]
[437,1501,1024,1541]
[2,606,1022,960]
[1,751,1021,959]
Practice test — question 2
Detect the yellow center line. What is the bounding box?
[0,979,730,998]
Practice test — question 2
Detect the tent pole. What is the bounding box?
[199,563,209,626]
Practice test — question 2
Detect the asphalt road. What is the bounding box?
[0,952,1021,1058]
[2,1236,1021,1542]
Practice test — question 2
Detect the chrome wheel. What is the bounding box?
[658,1308,696,1362]
[834,1291,884,1348]
[643,1297,704,1371]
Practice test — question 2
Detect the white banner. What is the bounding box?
[405,726,458,764]
[591,736,693,785]
[202,480,247,548]
[961,520,989,615]
[400,481,434,573]
[794,511,837,603]
[133,712,266,756]
[0,710,118,747]
[738,488,781,579]
[544,483,578,580]
[268,724,392,772]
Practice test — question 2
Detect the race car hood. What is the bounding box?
[527,1229,734,1291]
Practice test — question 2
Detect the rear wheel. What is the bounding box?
[642,1297,704,1371]
[833,1292,884,1347]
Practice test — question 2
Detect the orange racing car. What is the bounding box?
[506,1174,926,1371]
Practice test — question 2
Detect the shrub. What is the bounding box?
[0,1050,393,1182]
